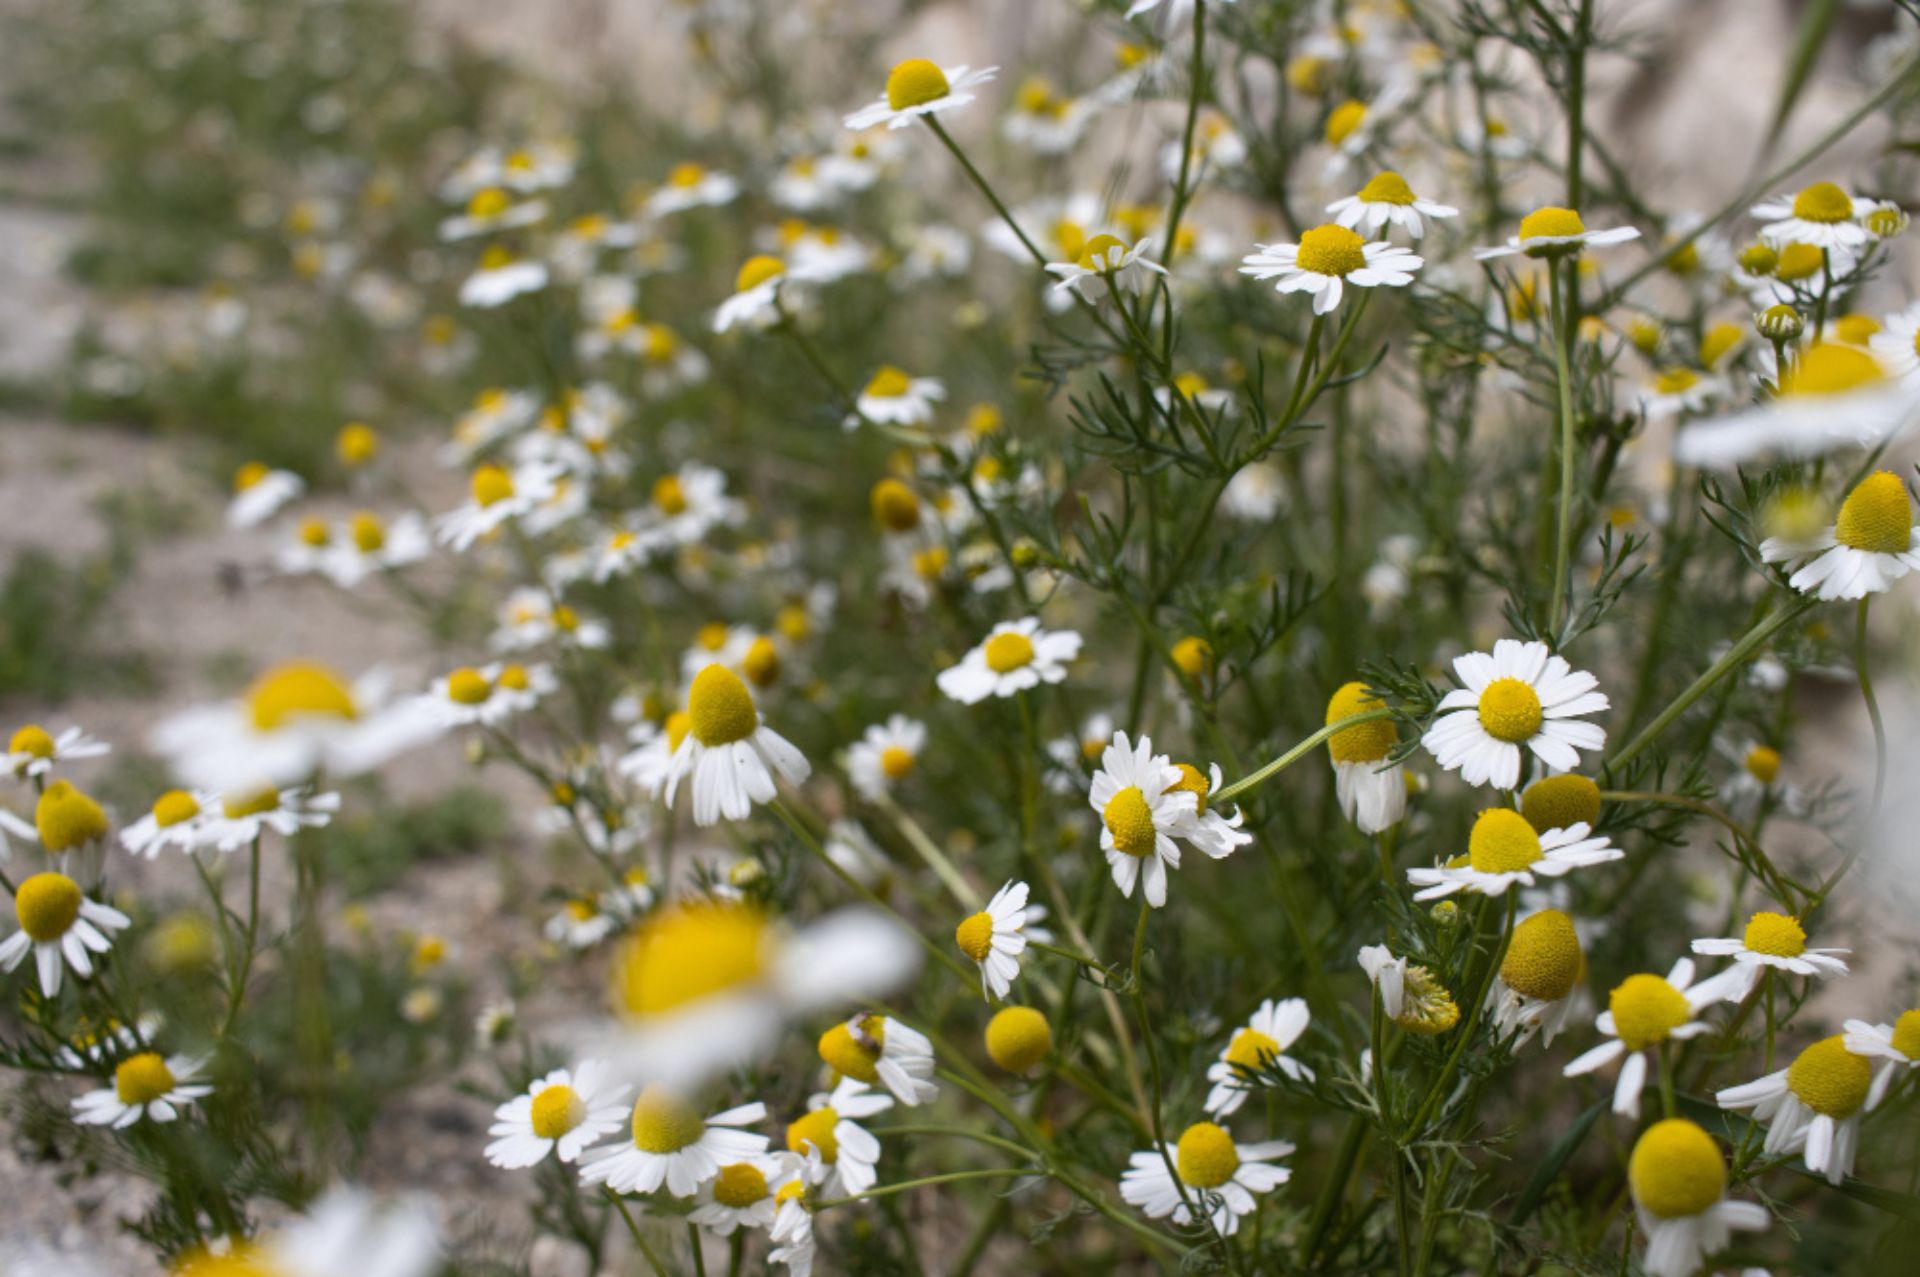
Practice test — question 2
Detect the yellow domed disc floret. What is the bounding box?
[819,1015,886,1084]
[983,632,1035,674]
[616,901,768,1018]
[1467,808,1543,874]
[985,1006,1052,1072]
[1225,1027,1281,1072]
[736,255,785,293]
[653,475,688,516]
[880,745,915,780]
[687,665,759,748]
[955,910,996,962]
[1170,636,1213,678]
[1609,974,1690,1050]
[530,1084,586,1139]
[712,1162,770,1208]
[1629,1118,1725,1218]
[153,790,202,827]
[885,59,951,111]
[471,463,515,507]
[1295,225,1368,277]
[743,638,781,688]
[1791,181,1854,224]
[446,667,493,706]
[1786,1036,1872,1118]
[1326,681,1395,764]
[864,365,913,399]
[1104,787,1158,858]
[1520,774,1600,834]
[14,872,82,942]
[787,1106,840,1162]
[1744,746,1781,785]
[1500,909,1583,1002]
[629,1084,705,1153]
[36,781,108,852]
[350,512,386,553]
[1774,243,1824,282]
[1519,206,1587,244]
[1396,965,1460,1035]
[1174,1122,1240,1189]
[1477,677,1543,743]
[1356,171,1417,205]
[114,1052,177,1106]
[1168,763,1210,816]
[1889,1009,1920,1060]
[1742,910,1806,958]
[1833,471,1911,554]
[1075,233,1128,271]
[870,478,921,532]
[1324,100,1366,146]
[10,724,54,760]
[247,663,358,730]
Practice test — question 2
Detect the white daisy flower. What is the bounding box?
[954,880,1036,1001]
[486,1061,630,1169]
[1089,731,1202,908]
[299,512,432,588]
[1869,300,1920,381]
[619,712,689,800]
[661,666,810,827]
[852,365,944,429]
[492,588,609,652]
[72,1053,211,1128]
[434,460,565,552]
[227,462,304,528]
[1326,171,1458,239]
[786,226,875,283]
[1045,234,1168,300]
[1627,1119,1769,1277]
[1324,682,1405,834]
[1221,461,1286,521]
[844,61,998,132]
[1240,223,1424,315]
[4,724,109,780]
[441,387,540,462]
[689,1151,805,1237]
[1473,206,1640,260]
[714,255,790,334]
[579,1086,769,1198]
[1674,343,1918,466]
[1169,759,1254,859]
[1563,958,1739,1117]
[199,786,341,852]
[1485,909,1589,1049]
[546,895,619,951]
[937,618,1082,704]
[1205,998,1315,1116]
[817,1013,938,1107]
[1638,367,1729,422]
[770,155,835,211]
[1750,181,1875,252]
[459,246,550,308]
[1760,469,1920,601]
[423,661,556,729]
[846,715,925,801]
[1359,944,1462,1035]
[1120,1121,1291,1238]
[785,1076,892,1198]
[437,187,547,241]
[1420,639,1608,790]
[0,872,130,997]
[1717,1035,1875,1184]
[1690,910,1849,999]
[1843,1011,1920,1110]
[1002,77,1098,156]
[1408,808,1619,900]
[645,163,741,219]
[648,463,746,547]
[119,788,219,858]
[768,1162,819,1275]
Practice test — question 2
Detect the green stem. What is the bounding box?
[1404,894,1516,1137]
[606,1191,669,1277]
[1548,257,1580,635]
[873,790,978,909]
[687,1222,707,1277]
[814,1166,1038,1209]
[1856,595,1886,814]
[1161,0,1207,265]
[1212,708,1396,804]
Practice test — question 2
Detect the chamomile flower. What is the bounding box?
[1240,223,1424,314]
[768,1171,818,1276]
[1639,367,1729,421]
[817,1013,938,1106]
[662,666,810,826]
[312,511,432,587]
[1171,760,1254,859]
[786,1076,893,1197]
[546,895,618,950]
[954,879,1036,1000]
[1090,731,1202,908]
[1326,172,1458,239]
[437,187,547,241]
[459,245,550,307]
[1359,944,1461,1034]
[228,462,304,528]
[1421,639,1608,790]
[200,786,340,852]
[443,387,540,461]
[1674,344,1918,465]
[1045,234,1168,300]
[1,872,130,996]
[1759,470,1920,600]
[648,463,745,548]
[1120,1122,1291,1237]
[1843,1010,1920,1108]
[1204,998,1315,1116]
[119,789,219,858]
[5,725,109,780]
[645,163,741,218]
[485,1062,630,1169]
[578,1085,768,1198]
[846,715,925,801]
[853,365,944,428]
[690,1152,805,1237]
[619,711,689,800]
[937,618,1082,704]
[844,60,998,131]
[435,460,564,551]
[1563,958,1735,1117]
[1002,77,1097,155]
[715,255,789,334]
[1869,301,1920,380]
[1718,1035,1875,1184]
[423,661,555,729]
[1473,206,1640,260]
[1690,911,1849,998]
[72,1053,211,1128]
[1221,461,1286,520]
[1410,808,1620,901]
[1325,682,1406,834]
[1628,1119,1769,1277]
[1486,909,1588,1048]
[1751,181,1874,252]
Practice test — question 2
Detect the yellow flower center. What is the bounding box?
[1294,224,1368,277]
[471,463,515,508]
[1174,1121,1240,1189]
[1519,774,1600,833]
[1890,1009,1920,1059]
[1774,242,1825,281]
[115,1052,177,1106]
[1467,808,1543,874]
[1103,786,1158,858]
[871,478,920,532]
[615,902,769,1018]
[221,786,282,819]
[653,475,688,516]
[336,423,378,467]
[664,709,693,754]
[348,512,385,553]
[1170,636,1213,678]
[1500,909,1582,1001]
[1356,171,1417,205]
[787,1107,840,1162]
[233,461,269,492]
[36,780,107,852]
[298,517,331,548]
[1476,677,1543,743]
[1629,1119,1725,1218]
[1743,746,1781,784]
[1074,233,1128,271]
[886,58,951,111]
[983,632,1035,673]
[10,724,55,759]
[1225,1028,1281,1071]
[743,637,781,688]
[1664,240,1701,275]
[713,1162,770,1208]
[14,872,82,941]
[985,1006,1052,1072]
[1834,470,1911,553]
[1791,181,1853,224]
[1741,910,1807,958]
[698,622,731,652]
[446,667,493,705]
[1609,974,1691,1051]
[153,790,201,827]
[1700,323,1743,368]
[1326,681,1394,763]
[864,365,913,399]
[1168,763,1210,816]
[1780,343,1885,399]
[1833,313,1881,346]
[530,1084,586,1139]
[736,255,785,292]
[1653,367,1700,395]
[1786,1036,1872,1118]
[1519,206,1588,242]
[880,745,916,780]
[914,545,949,578]
[687,665,758,747]
[1324,100,1367,146]
[818,1014,886,1083]
[955,911,996,962]
[1739,243,1780,274]
[1396,965,1461,1035]
[497,664,530,692]
[667,162,706,189]
[629,1084,705,1153]
[467,187,511,220]
[247,663,358,731]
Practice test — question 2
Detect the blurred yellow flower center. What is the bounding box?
[1742,910,1806,957]
[664,709,693,753]
[667,162,705,188]
[983,632,1035,673]
[1782,344,1886,398]
[687,665,758,746]
[1169,763,1210,815]
[1295,224,1367,277]
[616,902,768,1017]
[629,1085,705,1153]
[1324,100,1366,146]
[865,365,912,399]
[1174,1122,1239,1188]
[787,1107,840,1162]
[10,724,54,759]
[298,517,331,548]
[1664,240,1700,275]
[886,59,950,111]
[819,1015,885,1083]
[1357,171,1416,205]
[1890,1009,1920,1059]
[467,187,510,219]
[1610,974,1690,1050]
[736,255,785,292]
[1170,636,1213,677]
[248,663,358,730]
[221,786,281,819]
[1500,909,1582,1001]
[1833,314,1881,345]
[115,1052,176,1106]
[1791,181,1853,223]
[1225,1027,1280,1071]
[1173,372,1210,399]
[1476,677,1542,742]
[447,667,493,705]
[1519,774,1600,833]
[336,423,377,466]
[713,1162,769,1207]
[1326,681,1394,763]
[880,745,915,780]
[153,790,201,827]
[530,1084,586,1139]
[743,638,781,687]
[1075,233,1127,270]
[233,461,269,491]
[1104,786,1158,858]
[1700,323,1743,368]
[472,463,515,506]
[1739,243,1779,274]
[653,475,687,515]
[36,780,108,851]
[1744,746,1781,784]
[955,911,995,962]
[1834,471,1911,553]
[1468,808,1542,874]
[478,245,516,271]
[15,872,82,941]
[1519,206,1587,241]
[1774,242,1824,281]
[350,512,386,553]
[1786,1036,1871,1117]
[985,1006,1052,1072]
[1653,368,1699,395]
[497,664,530,691]
[871,478,920,532]
[1629,1119,1724,1218]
